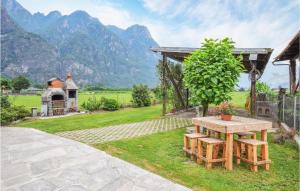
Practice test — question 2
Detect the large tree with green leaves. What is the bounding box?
[183,38,244,116]
[12,76,30,93]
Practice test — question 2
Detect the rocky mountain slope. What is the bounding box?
[1,9,62,83]
[1,0,159,87]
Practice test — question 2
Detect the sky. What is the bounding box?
[18,0,300,88]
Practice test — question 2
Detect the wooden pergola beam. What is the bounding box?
[153,47,273,117]
[162,54,167,116]
[250,62,257,117]
[164,61,186,109]
[289,59,296,94]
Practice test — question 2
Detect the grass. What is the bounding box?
[15,105,162,133]
[9,91,249,111]
[8,90,133,111]
[96,128,300,191]
[229,91,249,108]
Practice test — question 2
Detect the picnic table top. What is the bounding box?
[192,116,272,133]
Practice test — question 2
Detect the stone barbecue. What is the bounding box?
[41,73,78,116]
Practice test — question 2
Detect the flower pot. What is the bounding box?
[221,113,232,121]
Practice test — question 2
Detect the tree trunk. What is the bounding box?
[202,102,209,116]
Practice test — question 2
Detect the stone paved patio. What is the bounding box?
[56,117,192,144]
[1,127,191,191]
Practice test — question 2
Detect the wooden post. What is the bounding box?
[289,59,296,94]
[225,133,233,170]
[162,54,167,116]
[250,63,257,117]
[164,62,186,109]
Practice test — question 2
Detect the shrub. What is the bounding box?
[81,96,119,111]
[1,96,11,109]
[1,105,30,125]
[132,84,151,107]
[102,98,119,111]
[256,81,274,95]
[81,96,102,111]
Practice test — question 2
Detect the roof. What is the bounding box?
[65,78,78,90]
[273,30,300,62]
[151,47,273,74]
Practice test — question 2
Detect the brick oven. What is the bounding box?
[41,73,78,116]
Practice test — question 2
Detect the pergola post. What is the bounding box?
[250,63,257,117]
[162,53,167,116]
[289,59,296,94]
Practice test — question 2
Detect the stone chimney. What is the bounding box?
[66,72,72,80]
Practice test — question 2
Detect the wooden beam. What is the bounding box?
[164,61,186,109]
[289,59,296,94]
[250,63,257,117]
[162,54,167,116]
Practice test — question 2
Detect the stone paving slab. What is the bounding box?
[56,117,193,145]
[1,127,191,191]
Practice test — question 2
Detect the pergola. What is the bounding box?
[273,31,300,94]
[151,47,273,117]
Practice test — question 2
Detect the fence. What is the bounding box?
[256,93,300,133]
[280,94,300,132]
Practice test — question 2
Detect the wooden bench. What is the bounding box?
[183,133,208,160]
[234,132,256,157]
[197,137,226,169]
[236,139,271,172]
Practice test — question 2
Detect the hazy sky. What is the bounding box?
[18,0,300,88]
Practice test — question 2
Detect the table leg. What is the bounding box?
[225,133,233,170]
[261,129,269,170]
[195,125,200,133]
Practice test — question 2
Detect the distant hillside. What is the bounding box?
[1,8,62,83]
[1,0,159,87]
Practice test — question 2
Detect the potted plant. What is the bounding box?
[217,101,235,121]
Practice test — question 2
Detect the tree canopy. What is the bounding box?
[12,76,30,92]
[183,38,244,116]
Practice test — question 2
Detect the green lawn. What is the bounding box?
[229,91,249,108]
[96,128,299,191]
[8,90,133,111]
[15,105,162,133]
[9,91,248,111]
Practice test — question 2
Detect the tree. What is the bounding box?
[12,76,30,93]
[183,38,244,116]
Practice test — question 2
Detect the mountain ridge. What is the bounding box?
[1,0,159,87]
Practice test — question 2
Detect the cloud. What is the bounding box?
[142,0,175,15]
[88,4,135,28]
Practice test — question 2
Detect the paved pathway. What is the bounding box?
[56,117,192,144]
[1,127,191,191]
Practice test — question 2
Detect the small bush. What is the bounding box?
[1,105,30,125]
[1,96,11,109]
[81,96,102,111]
[102,98,119,111]
[132,84,151,107]
[81,96,119,111]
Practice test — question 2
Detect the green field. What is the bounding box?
[9,91,133,111]
[96,128,299,191]
[9,91,249,111]
[15,105,162,133]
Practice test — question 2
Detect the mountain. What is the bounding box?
[1,8,62,83]
[1,0,159,87]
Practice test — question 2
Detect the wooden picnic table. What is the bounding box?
[192,116,272,170]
